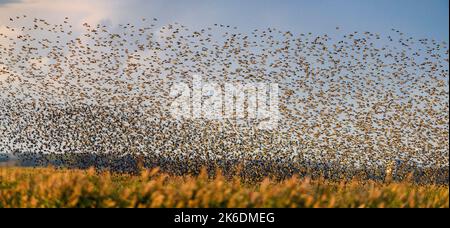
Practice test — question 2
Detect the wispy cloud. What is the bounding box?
[0,0,120,27]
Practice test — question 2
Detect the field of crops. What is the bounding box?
[0,167,448,208]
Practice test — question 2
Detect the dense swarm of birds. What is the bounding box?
[0,16,448,183]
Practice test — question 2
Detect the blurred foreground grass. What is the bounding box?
[0,167,448,208]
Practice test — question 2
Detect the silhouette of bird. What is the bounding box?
[0,15,448,183]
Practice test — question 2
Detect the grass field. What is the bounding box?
[0,167,448,208]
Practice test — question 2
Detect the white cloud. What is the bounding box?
[0,0,121,29]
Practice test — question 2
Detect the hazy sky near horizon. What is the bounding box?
[0,0,448,42]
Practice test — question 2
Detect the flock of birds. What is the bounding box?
[0,16,448,182]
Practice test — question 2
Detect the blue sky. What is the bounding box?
[0,0,448,41]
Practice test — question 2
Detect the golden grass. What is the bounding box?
[0,167,448,208]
